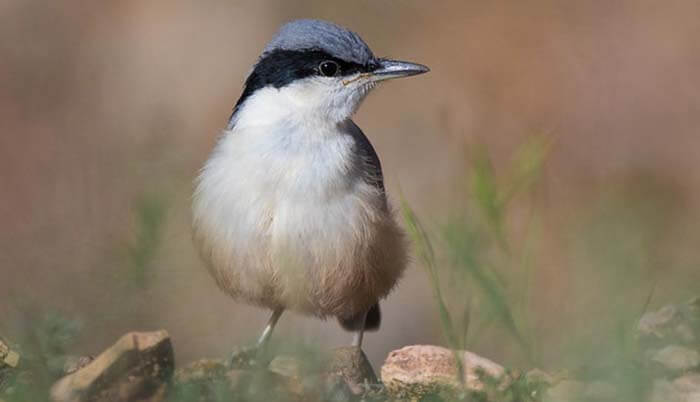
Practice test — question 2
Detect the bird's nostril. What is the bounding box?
[366,60,380,72]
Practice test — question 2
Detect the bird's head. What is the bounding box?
[229,19,429,128]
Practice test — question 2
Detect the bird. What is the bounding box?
[192,19,429,360]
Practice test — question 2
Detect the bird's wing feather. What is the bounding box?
[346,120,385,195]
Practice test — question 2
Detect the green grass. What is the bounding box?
[397,134,696,401]
[124,193,168,288]
[402,136,553,367]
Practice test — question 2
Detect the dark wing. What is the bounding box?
[338,122,385,332]
[346,120,386,196]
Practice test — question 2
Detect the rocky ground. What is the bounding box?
[1,296,699,401]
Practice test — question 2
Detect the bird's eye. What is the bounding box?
[319,60,339,77]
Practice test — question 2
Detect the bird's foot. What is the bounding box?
[228,345,262,369]
[228,345,275,369]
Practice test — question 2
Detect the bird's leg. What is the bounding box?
[229,308,284,368]
[351,309,369,348]
[256,308,284,349]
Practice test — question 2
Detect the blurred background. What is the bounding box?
[1,0,699,374]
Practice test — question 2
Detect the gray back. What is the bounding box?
[263,19,374,65]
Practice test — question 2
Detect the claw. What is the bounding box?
[228,345,261,369]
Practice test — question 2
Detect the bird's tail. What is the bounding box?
[338,303,381,331]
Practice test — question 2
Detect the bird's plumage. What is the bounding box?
[193,109,406,321]
[193,19,426,335]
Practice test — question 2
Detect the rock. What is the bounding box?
[381,345,507,400]
[173,349,380,401]
[173,356,343,402]
[638,296,700,346]
[173,358,227,384]
[651,374,700,402]
[268,355,311,397]
[673,374,700,401]
[325,346,377,395]
[640,305,679,338]
[226,368,302,402]
[268,347,380,398]
[649,345,700,372]
[267,349,378,399]
[675,374,700,393]
[63,356,95,375]
[268,355,304,380]
[171,359,232,402]
[0,337,20,395]
[50,330,174,402]
[0,343,19,369]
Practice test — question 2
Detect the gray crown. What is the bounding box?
[263,19,375,65]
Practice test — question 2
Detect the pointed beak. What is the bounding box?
[370,58,430,81]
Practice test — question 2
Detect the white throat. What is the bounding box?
[230,77,375,131]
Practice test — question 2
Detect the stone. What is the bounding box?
[226,368,302,402]
[638,296,700,346]
[325,346,377,395]
[673,374,700,402]
[381,345,507,400]
[0,338,20,396]
[639,305,679,338]
[173,356,331,402]
[268,355,310,397]
[0,338,19,369]
[649,345,700,372]
[63,356,95,375]
[267,349,377,399]
[268,355,305,380]
[171,359,232,402]
[171,349,380,401]
[173,358,227,384]
[651,375,700,402]
[50,330,174,402]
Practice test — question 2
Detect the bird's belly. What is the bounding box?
[193,140,405,318]
[268,194,380,310]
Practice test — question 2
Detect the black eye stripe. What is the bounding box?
[230,48,376,121]
[251,49,370,85]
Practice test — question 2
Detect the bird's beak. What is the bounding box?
[370,58,430,81]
